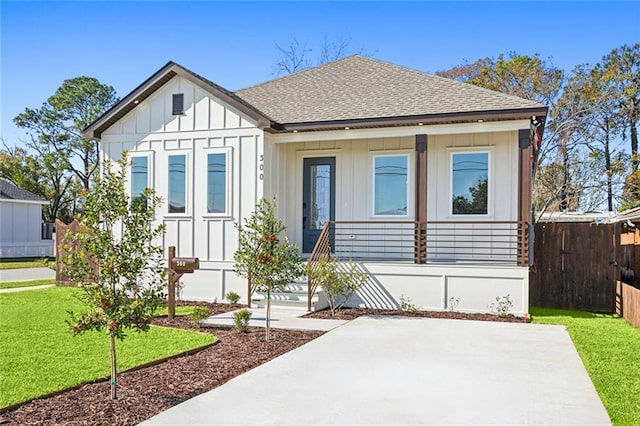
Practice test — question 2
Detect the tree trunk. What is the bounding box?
[631,104,638,172]
[265,283,271,341]
[605,128,613,212]
[110,334,117,399]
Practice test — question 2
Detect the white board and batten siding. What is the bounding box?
[271,130,520,250]
[0,200,52,257]
[100,76,265,302]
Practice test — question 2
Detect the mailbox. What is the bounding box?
[171,257,200,273]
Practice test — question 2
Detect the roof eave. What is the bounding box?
[83,62,272,140]
[268,106,548,133]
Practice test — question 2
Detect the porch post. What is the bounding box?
[518,129,532,266]
[415,134,427,264]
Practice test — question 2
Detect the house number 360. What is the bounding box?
[259,154,264,180]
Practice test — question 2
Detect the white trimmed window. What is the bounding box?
[130,155,149,199]
[206,151,228,214]
[451,151,490,215]
[168,154,187,214]
[373,154,409,216]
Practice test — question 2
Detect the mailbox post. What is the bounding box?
[167,246,199,319]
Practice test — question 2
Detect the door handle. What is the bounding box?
[303,216,306,230]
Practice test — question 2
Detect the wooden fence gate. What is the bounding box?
[55,219,80,284]
[530,221,638,313]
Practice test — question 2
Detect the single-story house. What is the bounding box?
[84,55,547,315]
[0,180,53,258]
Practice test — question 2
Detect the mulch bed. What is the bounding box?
[0,302,322,426]
[1,303,528,425]
[304,307,530,323]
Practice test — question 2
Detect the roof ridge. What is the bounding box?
[236,54,365,93]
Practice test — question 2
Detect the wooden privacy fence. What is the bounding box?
[55,219,100,285]
[530,221,639,313]
[55,219,79,284]
[616,281,640,329]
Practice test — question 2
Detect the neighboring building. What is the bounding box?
[84,56,547,314]
[0,180,52,258]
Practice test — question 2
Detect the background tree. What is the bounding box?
[234,197,304,341]
[273,36,363,75]
[14,76,118,190]
[61,152,166,400]
[562,63,626,211]
[437,52,564,178]
[0,141,75,222]
[600,44,640,204]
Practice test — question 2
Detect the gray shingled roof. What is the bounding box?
[0,180,46,202]
[236,55,545,125]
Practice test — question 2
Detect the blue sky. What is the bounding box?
[1,1,639,145]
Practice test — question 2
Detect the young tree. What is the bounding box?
[306,255,369,316]
[234,197,304,341]
[61,152,166,400]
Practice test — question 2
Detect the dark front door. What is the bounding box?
[303,157,335,253]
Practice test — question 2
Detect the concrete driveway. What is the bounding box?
[143,316,610,425]
[0,267,55,282]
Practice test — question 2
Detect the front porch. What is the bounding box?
[302,219,529,315]
[264,127,533,316]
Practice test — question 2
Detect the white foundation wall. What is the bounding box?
[346,263,529,315]
[100,75,265,303]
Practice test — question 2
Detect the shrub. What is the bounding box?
[448,296,460,312]
[400,294,419,314]
[226,291,241,304]
[307,255,369,316]
[190,306,210,327]
[233,309,252,333]
[489,294,513,317]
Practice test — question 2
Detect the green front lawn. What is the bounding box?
[0,257,54,270]
[0,278,56,290]
[0,287,215,408]
[531,307,640,425]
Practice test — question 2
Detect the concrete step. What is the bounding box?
[253,291,328,311]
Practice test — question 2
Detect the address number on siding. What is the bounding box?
[259,154,264,180]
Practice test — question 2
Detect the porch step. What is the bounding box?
[252,278,328,312]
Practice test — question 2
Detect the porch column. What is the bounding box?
[518,129,532,266]
[415,134,427,263]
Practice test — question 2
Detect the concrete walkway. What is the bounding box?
[0,267,55,282]
[143,316,610,425]
[0,284,55,293]
[203,307,347,332]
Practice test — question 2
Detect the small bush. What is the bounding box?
[400,295,419,314]
[233,309,252,333]
[489,294,513,317]
[307,255,368,316]
[190,306,210,327]
[448,296,460,312]
[226,291,241,304]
